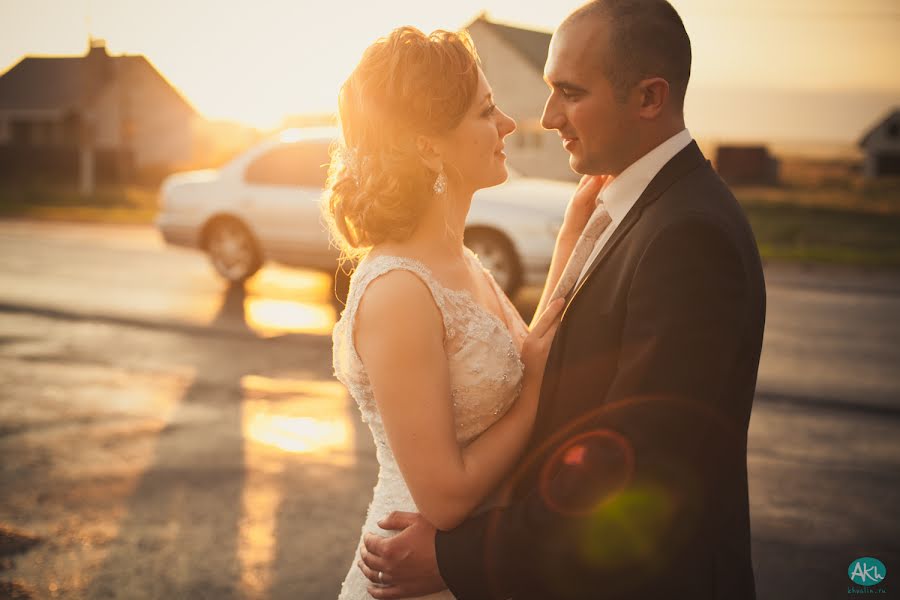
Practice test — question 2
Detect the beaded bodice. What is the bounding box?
[333,247,528,600]
[333,247,527,447]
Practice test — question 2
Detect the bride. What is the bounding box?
[326,26,602,600]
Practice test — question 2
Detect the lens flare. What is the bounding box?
[538,429,634,518]
[580,484,675,568]
[481,394,739,595]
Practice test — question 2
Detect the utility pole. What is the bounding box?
[79,112,95,198]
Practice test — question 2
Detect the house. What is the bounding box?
[858,108,900,179]
[714,145,779,186]
[0,38,202,186]
[466,14,577,181]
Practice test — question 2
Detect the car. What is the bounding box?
[156,127,575,300]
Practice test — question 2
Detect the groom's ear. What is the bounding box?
[636,77,669,119]
[416,135,443,173]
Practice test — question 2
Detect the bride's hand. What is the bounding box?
[559,174,608,240]
[521,297,565,388]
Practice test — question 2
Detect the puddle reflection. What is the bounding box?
[244,298,336,337]
[240,375,355,464]
[238,475,279,600]
[237,267,338,337]
[245,412,352,456]
[248,266,331,295]
[238,375,356,597]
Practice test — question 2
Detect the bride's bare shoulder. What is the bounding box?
[353,267,444,350]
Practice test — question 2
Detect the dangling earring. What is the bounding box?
[433,170,447,195]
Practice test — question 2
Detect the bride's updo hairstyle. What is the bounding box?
[323,26,480,260]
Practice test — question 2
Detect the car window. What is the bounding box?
[244,142,330,187]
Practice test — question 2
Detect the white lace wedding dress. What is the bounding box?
[333,248,528,600]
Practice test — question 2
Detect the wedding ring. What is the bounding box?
[378,571,384,584]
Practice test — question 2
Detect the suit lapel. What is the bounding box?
[564,141,708,312]
[526,143,709,463]
[524,143,711,467]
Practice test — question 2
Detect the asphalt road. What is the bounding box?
[0,220,898,599]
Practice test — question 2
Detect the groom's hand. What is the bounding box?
[359,511,447,599]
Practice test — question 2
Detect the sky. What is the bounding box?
[1,0,898,143]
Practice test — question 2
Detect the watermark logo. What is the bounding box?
[848,557,886,587]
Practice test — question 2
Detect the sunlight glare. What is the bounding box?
[241,266,338,337]
[244,298,336,337]
[238,375,354,596]
[240,376,355,464]
[238,471,280,600]
[247,264,333,294]
[245,413,351,455]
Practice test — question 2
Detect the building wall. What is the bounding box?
[84,58,198,169]
[864,152,900,178]
[862,115,900,178]
[468,22,577,182]
[0,49,202,185]
[0,109,73,146]
[90,77,123,148]
[122,59,196,168]
[0,58,197,171]
[864,118,900,152]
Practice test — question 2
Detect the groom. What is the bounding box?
[360,1,765,598]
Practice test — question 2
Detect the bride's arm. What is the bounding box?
[355,270,562,531]
[531,174,607,327]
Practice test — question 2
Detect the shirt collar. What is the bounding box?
[598,128,693,225]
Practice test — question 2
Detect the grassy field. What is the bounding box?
[742,201,900,266]
[2,156,899,267]
[733,156,900,266]
[0,183,158,224]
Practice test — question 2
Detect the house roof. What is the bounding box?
[858,108,900,148]
[469,14,552,73]
[0,42,195,116]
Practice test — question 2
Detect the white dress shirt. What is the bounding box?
[575,128,693,287]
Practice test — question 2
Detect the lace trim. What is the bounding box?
[342,254,452,356]
[333,250,526,429]
[348,250,518,346]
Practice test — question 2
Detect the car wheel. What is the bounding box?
[465,229,522,297]
[205,218,262,283]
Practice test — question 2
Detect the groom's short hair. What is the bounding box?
[565,0,692,111]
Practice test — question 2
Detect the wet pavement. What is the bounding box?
[1,220,899,599]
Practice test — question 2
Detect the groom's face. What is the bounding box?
[541,18,639,176]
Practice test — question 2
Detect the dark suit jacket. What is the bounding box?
[435,142,766,600]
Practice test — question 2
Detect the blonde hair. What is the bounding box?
[323,26,480,262]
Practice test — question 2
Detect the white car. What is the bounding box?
[156,127,575,298]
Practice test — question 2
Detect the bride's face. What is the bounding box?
[438,68,516,194]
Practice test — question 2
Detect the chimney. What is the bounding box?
[86,37,108,59]
[82,37,113,106]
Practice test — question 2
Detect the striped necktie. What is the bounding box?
[549,203,613,303]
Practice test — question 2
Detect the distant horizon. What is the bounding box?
[1,0,897,153]
[2,43,892,157]
[207,84,896,156]
[3,1,898,114]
